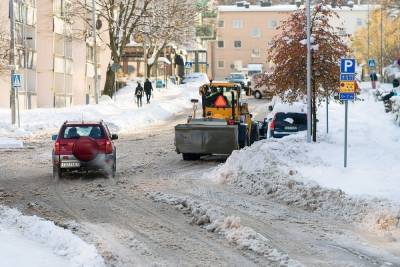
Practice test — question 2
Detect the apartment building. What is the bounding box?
[0,0,109,109]
[0,0,37,109]
[210,3,372,79]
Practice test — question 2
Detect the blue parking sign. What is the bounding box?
[340,59,356,74]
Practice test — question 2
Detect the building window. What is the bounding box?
[356,18,363,26]
[234,40,242,48]
[250,27,261,38]
[218,60,225,68]
[268,20,277,29]
[233,19,243,29]
[217,40,224,48]
[218,20,224,27]
[251,48,260,58]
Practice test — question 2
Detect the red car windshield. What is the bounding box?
[63,125,105,139]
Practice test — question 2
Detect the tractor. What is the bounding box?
[174,81,259,160]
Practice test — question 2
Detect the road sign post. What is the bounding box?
[339,58,356,168]
[12,74,22,128]
[344,101,348,168]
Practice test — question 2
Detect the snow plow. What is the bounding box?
[175,82,259,160]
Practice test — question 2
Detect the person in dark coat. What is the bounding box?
[370,72,378,89]
[144,79,153,104]
[135,82,144,108]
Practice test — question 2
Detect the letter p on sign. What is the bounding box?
[340,59,356,74]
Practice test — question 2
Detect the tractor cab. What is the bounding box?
[200,82,242,121]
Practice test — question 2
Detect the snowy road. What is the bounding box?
[0,99,399,266]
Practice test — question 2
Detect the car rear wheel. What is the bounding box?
[254,91,262,99]
[182,153,201,161]
[53,165,62,180]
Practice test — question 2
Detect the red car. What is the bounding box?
[52,121,118,178]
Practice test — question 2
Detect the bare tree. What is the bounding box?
[141,0,198,77]
[0,20,10,74]
[71,0,152,96]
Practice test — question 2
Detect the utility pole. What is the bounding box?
[367,0,370,62]
[92,0,99,104]
[306,0,312,143]
[380,5,384,77]
[9,0,16,125]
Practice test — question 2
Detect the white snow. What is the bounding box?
[0,206,105,267]
[0,81,200,138]
[208,83,400,230]
[0,137,23,149]
[150,192,303,267]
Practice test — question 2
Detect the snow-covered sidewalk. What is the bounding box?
[0,206,104,267]
[208,86,400,217]
[0,81,200,138]
[0,137,23,149]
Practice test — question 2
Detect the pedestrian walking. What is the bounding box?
[135,81,144,108]
[144,78,153,104]
[370,72,378,89]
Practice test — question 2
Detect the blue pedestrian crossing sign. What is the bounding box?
[185,62,193,69]
[12,74,22,87]
[368,59,376,68]
[340,58,356,74]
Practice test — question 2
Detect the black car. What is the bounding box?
[268,112,307,138]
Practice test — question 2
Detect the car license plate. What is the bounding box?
[284,126,297,130]
[61,161,80,168]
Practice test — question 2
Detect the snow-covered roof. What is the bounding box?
[218,4,379,12]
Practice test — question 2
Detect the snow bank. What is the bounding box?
[0,137,23,149]
[0,206,105,267]
[207,89,400,231]
[0,81,200,138]
[149,192,303,267]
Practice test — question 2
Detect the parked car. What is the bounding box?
[262,103,307,139]
[52,121,118,179]
[225,73,250,93]
[250,73,275,100]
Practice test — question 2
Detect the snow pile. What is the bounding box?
[149,192,303,267]
[0,81,200,137]
[0,137,23,149]
[0,206,105,267]
[208,90,400,231]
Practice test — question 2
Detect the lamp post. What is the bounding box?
[380,5,384,77]
[306,0,312,143]
[92,0,99,104]
[9,0,17,125]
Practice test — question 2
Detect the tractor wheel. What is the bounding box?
[182,153,201,161]
[250,122,260,145]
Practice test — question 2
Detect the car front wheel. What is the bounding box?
[254,91,262,99]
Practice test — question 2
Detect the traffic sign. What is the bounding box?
[340,58,356,74]
[368,59,376,68]
[185,62,193,69]
[340,81,355,93]
[12,74,22,87]
[339,93,355,101]
[340,73,355,81]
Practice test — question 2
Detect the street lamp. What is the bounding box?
[306,0,312,143]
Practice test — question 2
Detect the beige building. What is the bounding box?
[210,3,372,79]
[0,0,110,110]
